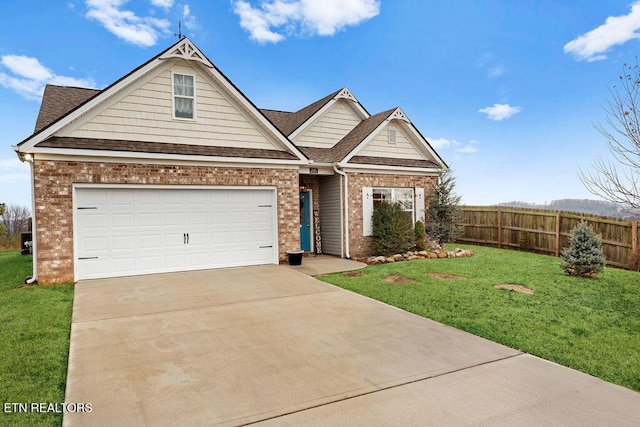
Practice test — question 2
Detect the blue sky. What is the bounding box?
[1,0,640,207]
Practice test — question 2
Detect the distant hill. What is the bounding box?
[494,199,640,219]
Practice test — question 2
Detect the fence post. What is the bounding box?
[497,208,502,249]
[633,220,638,256]
[555,211,562,257]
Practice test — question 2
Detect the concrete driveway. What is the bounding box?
[64,265,640,426]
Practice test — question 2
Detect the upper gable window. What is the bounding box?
[173,73,195,120]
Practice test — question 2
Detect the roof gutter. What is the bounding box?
[333,165,350,259]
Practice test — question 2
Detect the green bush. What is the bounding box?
[561,220,606,278]
[414,220,427,251]
[372,201,415,256]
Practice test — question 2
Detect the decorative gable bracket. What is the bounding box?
[388,107,409,123]
[335,87,357,102]
[160,38,213,68]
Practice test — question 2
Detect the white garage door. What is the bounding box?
[74,187,277,280]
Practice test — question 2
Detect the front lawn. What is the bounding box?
[319,245,640,392]
[0,251,74,427]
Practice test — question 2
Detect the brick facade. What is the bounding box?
[346,173,438,257]
[33,159,299,283]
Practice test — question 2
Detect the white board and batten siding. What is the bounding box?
[63,63,280,151]
[358,123,425,160]
[74,186,277,280]
[294,100,362,148]
[319,175,343,256]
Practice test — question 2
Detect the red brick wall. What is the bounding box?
[347,173,438,257]
[33,160,299,283]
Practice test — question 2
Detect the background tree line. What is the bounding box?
[0,203,31,250]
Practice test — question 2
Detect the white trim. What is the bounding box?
[172,71,196,121]
[415,187,426,223]
[159,38,213,68]
[338,163,443,175]
[72,184,279,281]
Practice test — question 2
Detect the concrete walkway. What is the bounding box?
[64,265,640,426]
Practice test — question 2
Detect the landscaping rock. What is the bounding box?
[393,254,404,261]
[407,255,420,261]
[385,257,395,263]
[417,250,430,257]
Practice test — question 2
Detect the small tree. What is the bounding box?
[414,220,427,251]
[580,59,640,210]
[425,171,464,245]
[372,201,415,256]
[561,221,606,278]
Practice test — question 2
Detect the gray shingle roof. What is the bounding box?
[260,89,341,136]
[35,85,100,132]
[39,137,299,160]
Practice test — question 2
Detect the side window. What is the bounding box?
[363,187,416,236]
[173,73,195,119]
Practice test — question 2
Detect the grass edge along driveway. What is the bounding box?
[318,244,640,393]
[0,251,74,427]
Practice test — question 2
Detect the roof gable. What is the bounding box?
[16,38,307,164]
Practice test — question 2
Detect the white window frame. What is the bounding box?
[172,72,196,120]
[362,187,418,236]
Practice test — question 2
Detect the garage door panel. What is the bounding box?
[138,213,161,228]
[111,213,134,229]
[111,236,134,251]
[75,187,277,280]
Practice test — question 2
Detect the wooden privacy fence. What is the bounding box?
[457,206,639,269]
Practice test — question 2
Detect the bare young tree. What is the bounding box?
[580,60,640,209]
[0,204,31,237]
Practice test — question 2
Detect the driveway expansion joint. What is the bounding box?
[240,352,526,426]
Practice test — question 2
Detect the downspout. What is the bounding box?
[22,152,37,284]
[333,165,350,259]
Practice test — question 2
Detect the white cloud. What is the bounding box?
[487,65,506,78]
[428,137,479,154]
[0,158,29,184]
[85,0,171,47]
[0,55,95,101]
[479,103,521,121]
[456,140,479,154]
[233,0,380,44]
[182,4,197,30]
[564,1,640,62]
[429,137,458,149]
[150,0,173,10]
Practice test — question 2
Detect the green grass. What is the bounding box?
[319,244,640,392]
[0,251,74,427]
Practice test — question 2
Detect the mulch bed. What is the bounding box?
[383,275,418,284]
[343,271,364,277]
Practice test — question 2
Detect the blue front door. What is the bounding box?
[300,191,311,251]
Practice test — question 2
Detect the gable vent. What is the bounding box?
[388,128,397,144]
